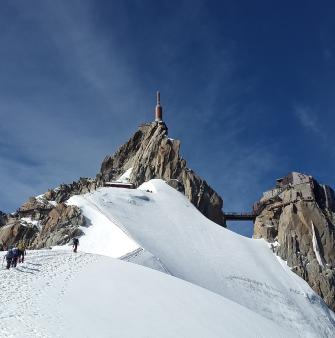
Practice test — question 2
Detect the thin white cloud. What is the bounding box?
[294,105,320,134]
[293,104,334,160]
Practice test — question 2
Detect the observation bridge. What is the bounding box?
[222,202,265,225]
[222,212,257,227]
[223,212,257,222]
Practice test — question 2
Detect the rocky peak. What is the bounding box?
[97,122,224,226]
[253,172,335,311]
[0,120,224,251]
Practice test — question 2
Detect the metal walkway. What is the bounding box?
[223,212,256,221]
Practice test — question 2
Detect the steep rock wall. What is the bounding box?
[254,174,335,311]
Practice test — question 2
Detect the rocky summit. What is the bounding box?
[97,122,224,226]
[253,172,335,311]
[0,121,224,251]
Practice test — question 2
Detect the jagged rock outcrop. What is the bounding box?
[97,122,224,226]
[32,203,85,248]
[0,191,86,249]
[43,178,97,204]
[254,172,335,311]
[0,217,39,250]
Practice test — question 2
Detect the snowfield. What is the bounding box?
[0,250,291,338]
[1,179,335,337]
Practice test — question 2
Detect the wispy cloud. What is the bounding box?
[293,104,335,163]
[294,105,321,134]
[0,1,150,212]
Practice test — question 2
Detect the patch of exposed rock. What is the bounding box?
[0,216,39,251]
[253,172,335,311]
[0,195,86,250]
[97,122,224,226]
[32,203,85,248]
[43,177,97,204]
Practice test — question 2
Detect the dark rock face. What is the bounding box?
[0,211,7,227]
[0,195,86,250]
[32,203,85,248]
[253,172,335,311]
[98,122,224,226]
[43,178,97,204]
[0,218,39,250]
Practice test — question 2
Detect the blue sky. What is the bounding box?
[1,1,335,236]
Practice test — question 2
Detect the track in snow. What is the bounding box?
[0,250,98,338]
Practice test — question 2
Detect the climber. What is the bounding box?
[5,247,14,269]
[17,240,26,263]
[72,237,79,253]
[11,247,19,267]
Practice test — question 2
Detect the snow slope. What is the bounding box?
[66,179,335,337]
[56,193,139,258]
[0,250,291,338]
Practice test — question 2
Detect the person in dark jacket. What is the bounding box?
[72,238,79,253]
[5,247,14,269]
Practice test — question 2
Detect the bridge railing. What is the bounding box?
[224,212,256,217]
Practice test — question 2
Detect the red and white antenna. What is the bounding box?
[155,91,163,122]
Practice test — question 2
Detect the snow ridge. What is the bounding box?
[65,179,334,337]
[1,179,334,337]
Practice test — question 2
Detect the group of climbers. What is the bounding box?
[4,241,26,270]
[2,238,79,270]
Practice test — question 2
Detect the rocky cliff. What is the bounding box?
[253,172,335,311]
[0,121,224,250]
[97,122,224,226]
[0,196,86,250]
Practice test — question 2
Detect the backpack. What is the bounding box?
[73,238,79,245]
[12,248,19,257]
[17,241,25,251]
[6,249,13,259]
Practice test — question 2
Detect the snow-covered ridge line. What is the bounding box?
[60,179,334,337]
